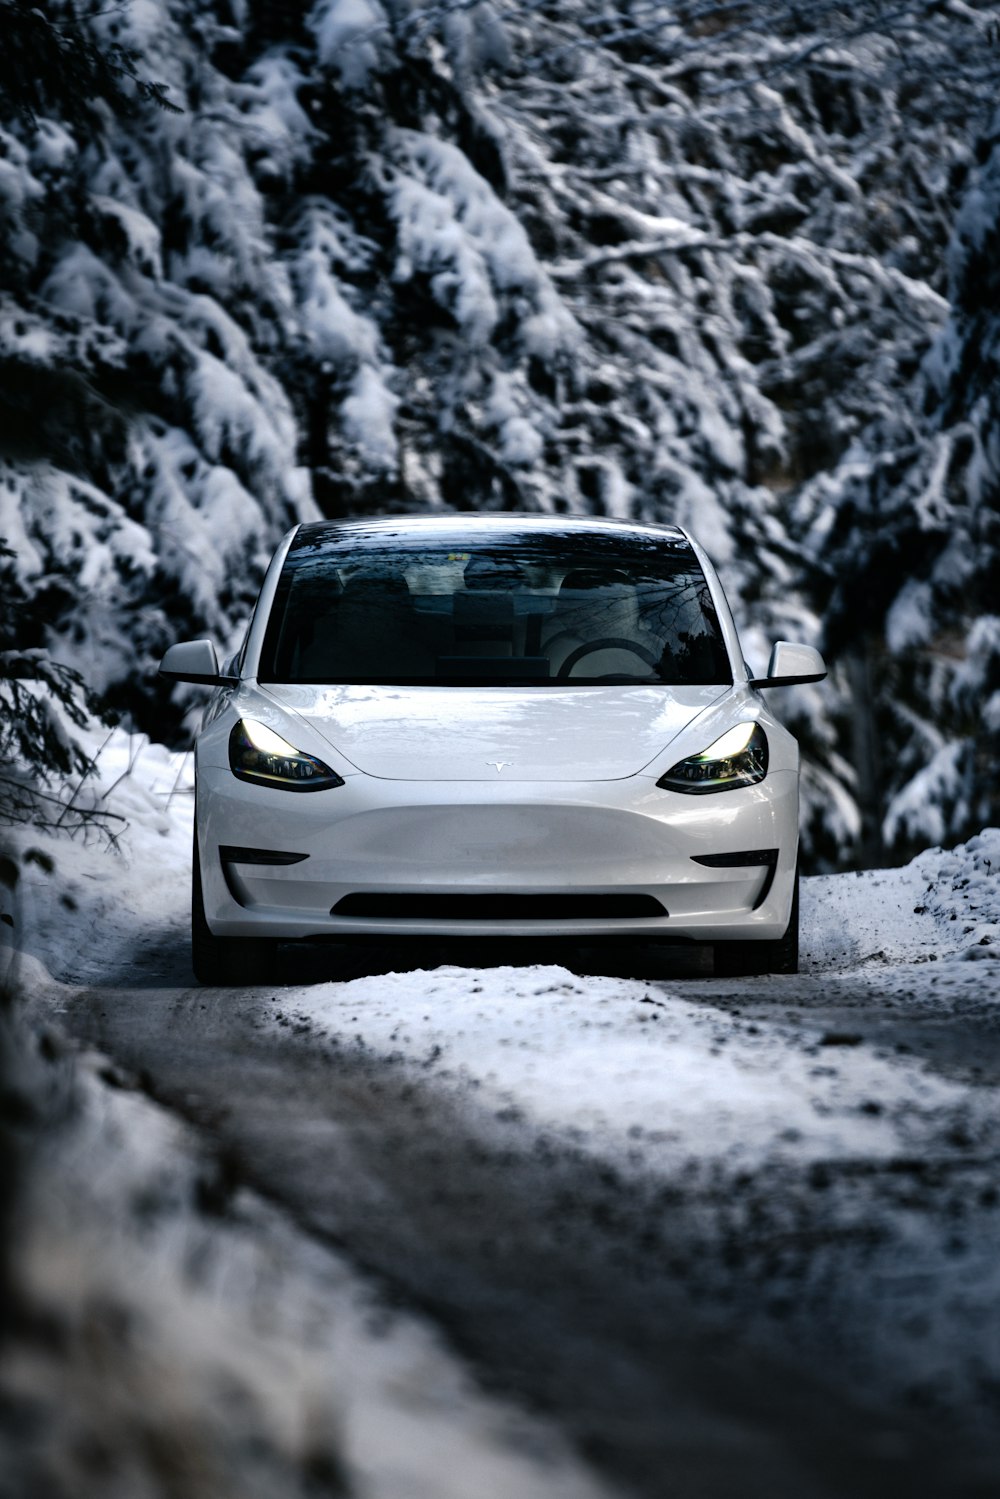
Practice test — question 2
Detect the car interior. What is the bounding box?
[263,544,732,686]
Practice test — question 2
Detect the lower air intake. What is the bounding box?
[331,893,667,920]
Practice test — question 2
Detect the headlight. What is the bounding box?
[657,722,768,794]
[229,719,345,792]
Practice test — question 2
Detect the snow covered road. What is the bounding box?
[10,733,1000,1497]
[43,940,997,1499]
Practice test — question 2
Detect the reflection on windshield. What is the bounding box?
[259,529,732,687]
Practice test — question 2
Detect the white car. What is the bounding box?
[160,515,825,984]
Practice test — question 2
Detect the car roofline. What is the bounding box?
[289,513,689,547]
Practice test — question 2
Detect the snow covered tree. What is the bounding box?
[2,0,998,866]
[0,0,317,753]
[0,0,177,829]
[0,0,181,134]
[819,112,1000,861]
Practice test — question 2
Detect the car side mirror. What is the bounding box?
[749,641,827,688]
[159,640,235,686]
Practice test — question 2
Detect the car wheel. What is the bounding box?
[191,832,279,986]
[714,864,799,978]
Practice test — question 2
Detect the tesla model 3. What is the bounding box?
[160,515,826,983]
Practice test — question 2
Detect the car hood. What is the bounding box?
[259,682,731,781]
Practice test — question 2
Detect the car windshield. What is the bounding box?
[258,528,732,687]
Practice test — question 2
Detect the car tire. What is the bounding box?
[714,863,799,978]
[191,832,279,986]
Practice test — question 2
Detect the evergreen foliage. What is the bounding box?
[820,116,1000,860]
[0,541,120,836]
[0,0,181,133]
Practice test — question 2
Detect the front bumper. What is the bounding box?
[196,764,799,943]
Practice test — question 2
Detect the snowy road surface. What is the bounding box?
[12,733,1000,1497]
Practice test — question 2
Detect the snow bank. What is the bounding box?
[4,1018,611,1499]
[804,828,1000,971]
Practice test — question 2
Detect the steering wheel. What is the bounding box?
[556,638,660,679]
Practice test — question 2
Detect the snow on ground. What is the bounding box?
[10,734,1000,1475]
[7,720,195,990]
[803,830,1000,973]
[4,1043,615,1499]
[278,951,984,1181]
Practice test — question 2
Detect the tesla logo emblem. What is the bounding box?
[488,761,512,774]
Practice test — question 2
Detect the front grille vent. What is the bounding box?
[690,848,778,910]
[331,893,667,921]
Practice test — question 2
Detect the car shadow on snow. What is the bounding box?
[275,938,716,987]
[89,933,716,989]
